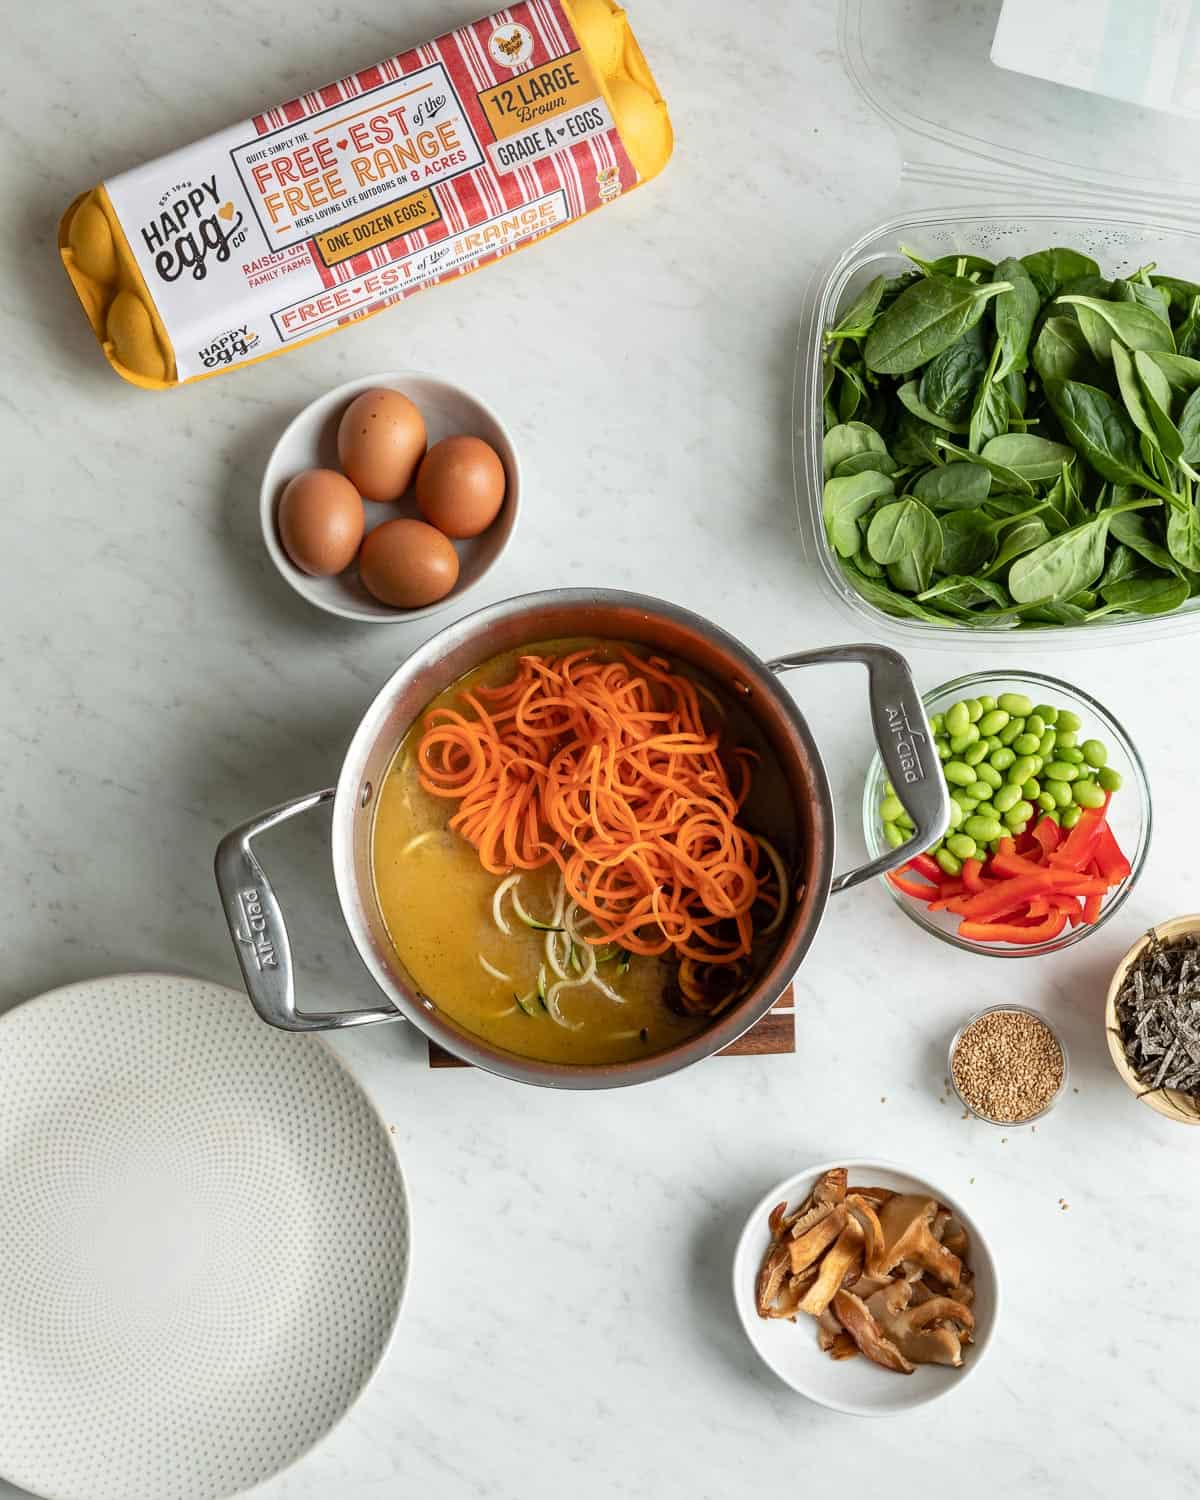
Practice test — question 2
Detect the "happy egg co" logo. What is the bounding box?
[139,176,247,283]
[488,22,534,68]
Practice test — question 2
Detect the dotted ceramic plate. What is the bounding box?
[0,974,409,1500]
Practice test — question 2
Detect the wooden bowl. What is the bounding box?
[1105,914,1200,1125]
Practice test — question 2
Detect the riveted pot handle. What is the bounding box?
[765,643,949,895]
[214,789,401,1031]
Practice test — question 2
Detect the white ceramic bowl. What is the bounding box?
[260,370,520,623]
[732,1159,998,1416]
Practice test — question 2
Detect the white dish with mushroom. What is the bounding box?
[732,1161,998,1416]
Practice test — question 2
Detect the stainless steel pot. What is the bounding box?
[214,589,947,1087]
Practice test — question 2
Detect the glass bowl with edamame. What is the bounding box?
[862,671,1151,957]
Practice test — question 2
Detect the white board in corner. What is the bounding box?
[991,0,1200,119]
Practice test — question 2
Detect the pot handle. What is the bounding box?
[214,789,401,1031]
[765,643,949,895]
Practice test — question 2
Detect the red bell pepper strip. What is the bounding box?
[997,836,1016,856]
[1092,823,1132,884]
[1082,891,1103,923]
[958,907,1070,944]
[960,857,986,894]
[887,870,939,901]
[1049,805,1107,872]
[905,853,944,884]
[1031,816,1062,858]
[939,871,1111,918]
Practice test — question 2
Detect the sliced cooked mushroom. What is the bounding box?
[846,1194,889,1278]
[813,1167,848,1207]
[798,1217,864,1316]
[788,1205,846,1274]
[755,1240,791,1317]
[831,1289,914,1374]
[843,1185,894,1208]
[941,1218,969,1261]
[815,1304,842,1352]
[846,1273,892,1300]
[829,1332,859,1360]
[866,1288,975,1367]
[876,1195,962,1287]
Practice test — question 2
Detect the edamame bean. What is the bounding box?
[1025,713,1045,739]
[1029,755,1044,776]
[1038,730,1057,758]
[947,799,964,830]
[1073,780,1106,809]
[936,848,963,877]
[946,833,977,860]
[944,761,975,786]
[993,784,1021,814]
[884,780,895,796]
[1059,747,1084,764]
[1021,779,1040,801]
[1004,800,1034,829]
[1081,739,1107,768]
[964,814,1003,842]
[1044,760,1078,782]
[976,763,1002,789]
[1061,805,1082,829]
[949,726,980,752]
[998,717,1026,746]
[1033,704,1058,725]
[884,821,904,848]
[1098,766,1122,792]
[965,780,992,802]
[964,741,989,766]
[989,746,1016,772]
[896,811,915,831]
[937,740,952,761]
[998,692,1033,717]
[977,709,1010,737]
[1037,791,1056,813]
[929,714,945,735]
[1012,732,1040,757]
[978,695,997,712]
[1009,755,1037,785]
[1056,730,1078,750]
[880,795,905,822]
[971,799,996,821]
[985,735,1003,752]
[965,698,983,723]
[1057,709,1081,733]
[945,701,971,737]
[951,792,979,813]
[1043,808,1061,825]
[1052,780,1073,808]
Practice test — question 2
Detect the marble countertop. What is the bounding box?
[3,0,1199,1494]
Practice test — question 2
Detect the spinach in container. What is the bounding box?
[820,246,1200,628]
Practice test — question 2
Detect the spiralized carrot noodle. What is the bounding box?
[416,649,784,964]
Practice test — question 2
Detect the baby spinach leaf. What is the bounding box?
[1099,573,1190,615]
[838,561,947,623]
[980,434,1076,481]
[865,275,1011,375]
[1179,387,1200,465]
[1150,275,1200,317]
[1032,317,1100,387]
[826,275,887,343]
[892,411,946,468]
[980,517,1052,579]
[1024,601,1091,625]
[1176,295,1200,359]
[1109,510,1182,575]
[1020,248,1100,301]
[823,421,890,479]
[937,510,996,575]
[1112,342,1175,457]
[918,324,987,421]
[900,245,995,280]
[866,497,942,575]
[1140,350,1200,396]
[1111,278,1173,324]
[992,256,1040,377]
[912,462,991,509]
[1044,379,1173,497]
[1007,498,1159,604]
[823,471,894,557]
[835,361,867,423]
[833,451,898,478]
[917,575,1010,611]
[968,339,1008,453]
[1004,368,1027,417]
[897,381,970,434]
[1167,503,1200,572]
[935,436,1035,496]
[1059,295,1176,361]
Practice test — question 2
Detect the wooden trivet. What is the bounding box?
[427,985,795,1067]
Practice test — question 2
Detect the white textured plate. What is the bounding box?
[0,973,409,1500]
[732,1160,998,1416]
[260,370,520,623]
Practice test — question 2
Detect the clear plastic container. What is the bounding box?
[794,0,1200,648]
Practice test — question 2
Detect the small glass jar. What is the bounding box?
[948,1004,1069,1125]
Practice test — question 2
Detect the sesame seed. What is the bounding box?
[952,1010,1064,1124]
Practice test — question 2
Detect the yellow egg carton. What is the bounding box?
[59,0,671,390]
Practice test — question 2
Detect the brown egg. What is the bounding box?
[337,388,427,501]
[278,469,364,576]
[415,435,507,538]
[359,519,460,608]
